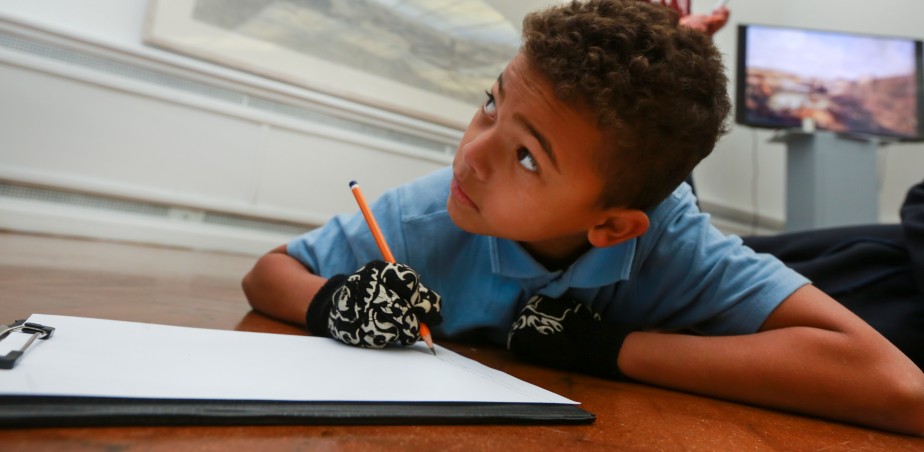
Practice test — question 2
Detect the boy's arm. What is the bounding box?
[618,284,924,436]
[242,245,325,326]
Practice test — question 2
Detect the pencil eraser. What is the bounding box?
[349,180,358,188]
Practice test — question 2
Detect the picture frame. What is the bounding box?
[143,0,521,130]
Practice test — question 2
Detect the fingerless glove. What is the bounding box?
[507,294,636,380]
[306,260,442,348]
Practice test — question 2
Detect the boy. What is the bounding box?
[243,0,924,436]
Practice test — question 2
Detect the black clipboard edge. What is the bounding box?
[0,396,595,428]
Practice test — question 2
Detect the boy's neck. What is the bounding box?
[519,237,594,272]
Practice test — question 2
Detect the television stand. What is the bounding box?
[769,130,885,232]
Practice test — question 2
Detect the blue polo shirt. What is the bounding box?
[287,167,808,345]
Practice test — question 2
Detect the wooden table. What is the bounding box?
[1,232,921,451]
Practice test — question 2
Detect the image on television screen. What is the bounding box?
[737,24,923,140]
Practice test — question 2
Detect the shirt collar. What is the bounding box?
[488,235,635,289]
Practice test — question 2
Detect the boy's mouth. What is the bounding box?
[450,177,479,211]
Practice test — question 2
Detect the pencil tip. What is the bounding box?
[349,180,358,188]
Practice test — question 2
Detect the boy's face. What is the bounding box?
[447,52,615,261]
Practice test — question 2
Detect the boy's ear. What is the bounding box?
[587,209,650,248]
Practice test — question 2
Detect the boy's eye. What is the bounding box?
[482,91,497,115]
[517,148,538,172]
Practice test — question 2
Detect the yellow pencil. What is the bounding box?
[349,180,436,355]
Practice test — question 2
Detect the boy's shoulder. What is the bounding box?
[646,182,697,231]
[393,166,453,221]
[634,181,718,262]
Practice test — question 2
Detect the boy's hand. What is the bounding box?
[507,295,636,379]
[306,260,442,348]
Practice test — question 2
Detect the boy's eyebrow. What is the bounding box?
[497,73,559,171]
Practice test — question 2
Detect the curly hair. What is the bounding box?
[522,0,731,211]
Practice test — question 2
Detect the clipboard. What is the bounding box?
[0,319,54,369]
[0,314,595,427]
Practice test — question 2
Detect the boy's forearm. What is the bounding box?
[241,246,327,326]
[618,293,924,435]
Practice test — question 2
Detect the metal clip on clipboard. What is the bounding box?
[0,320,55,369]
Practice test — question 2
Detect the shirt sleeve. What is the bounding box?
[286,188,406,278]
[285,167,452,278]
[630,187,810,335]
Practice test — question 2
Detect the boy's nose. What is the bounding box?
[460,130,497,181]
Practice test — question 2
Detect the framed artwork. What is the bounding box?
[144,0,522,130]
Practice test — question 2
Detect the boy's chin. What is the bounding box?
[446,199,498,237]
[446,202,479,234]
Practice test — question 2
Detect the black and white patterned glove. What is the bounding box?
[507,295,636,380]
[306,260,442,348]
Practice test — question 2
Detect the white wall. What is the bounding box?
[0,0,922,255]
[697,0,924,227]
[0,0,459,254]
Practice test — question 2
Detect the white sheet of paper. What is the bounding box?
[0,314,576,405]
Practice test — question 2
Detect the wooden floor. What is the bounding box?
[0,231,267,332]
[2,231,923,451]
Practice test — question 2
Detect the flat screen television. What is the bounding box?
[735,24,924,141]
